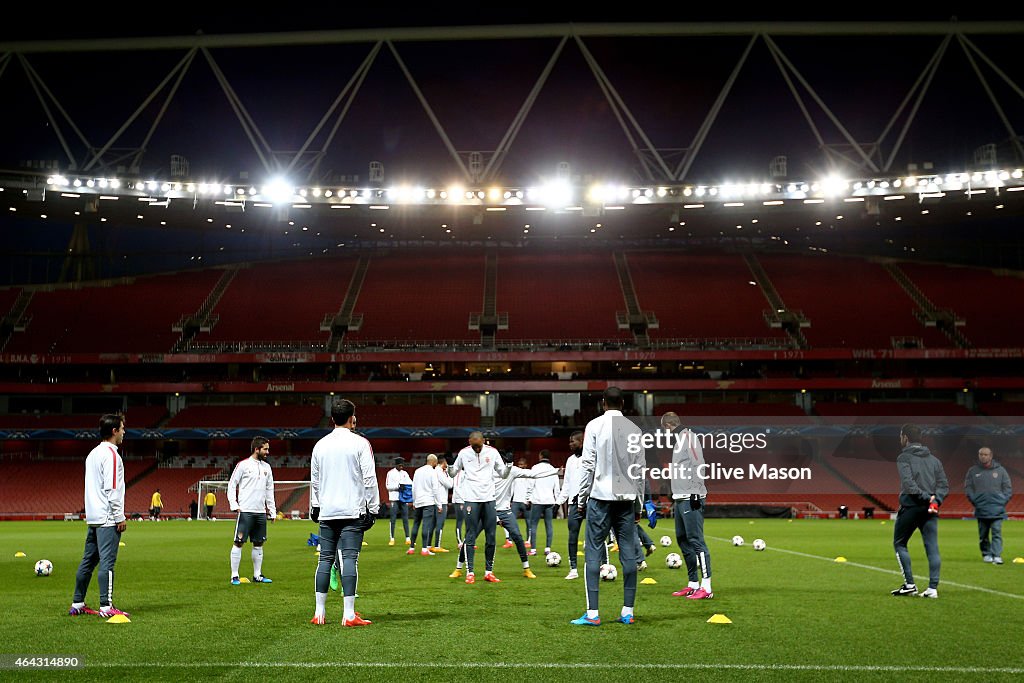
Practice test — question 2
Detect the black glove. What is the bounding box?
[689,494,701,511]
[359,511,376,531]
[310,507,320,523]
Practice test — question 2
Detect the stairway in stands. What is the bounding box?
[743,253,807,349]
[0,289,33,352]
[883,262,971,348]
[324,256,369,352]
[614,253,656,347]
[475,251,509,348]
[172,266,241,351]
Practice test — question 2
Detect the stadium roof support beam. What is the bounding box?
[958,34,1024,163]
[15,54,93,170]
[386,41,472,182]
[574,35,674,183]
[673,34,757,182]
[0,52,10,80]
[4,22,1024,54]
[83,48,198,173]
[200,48,278,174]
[877,36,951,173]
[290,42,381,181]
[481,36,568,184]
[762,35,879,174]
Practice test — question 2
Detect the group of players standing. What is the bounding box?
[305,387,715,626]
[67,389,715,627]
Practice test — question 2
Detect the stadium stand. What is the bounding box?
[165,405,323,428]
[897,261,1024,347]
[344,251,483,343]
[4,270,224,354]
[0,406,167,429]
[758,254,952,348]
[355,404,481,427]
[193,256,357,346]
[628,251,790,344]
[494,251,634,342]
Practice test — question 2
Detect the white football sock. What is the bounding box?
[252,547,264,577]
[343,595,356,621]
[314,592,327,617]
[230,546,241,577]
[701,578,712,591]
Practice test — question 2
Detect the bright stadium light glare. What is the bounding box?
[535,179,573,207]
[821,175,848,197]
[262,178,295,204]
[447,185,464,202]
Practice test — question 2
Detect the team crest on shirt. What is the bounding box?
[993,472,999,478]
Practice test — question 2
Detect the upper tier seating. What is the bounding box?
[195,257,357,344]
[494,251,633,341]
[897,262,1024,348]
[628,251,788,343]
[345,252,482,342]
[758,254,951,348]
[5,270,223,354]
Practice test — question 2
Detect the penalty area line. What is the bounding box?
[709,535,1024,600]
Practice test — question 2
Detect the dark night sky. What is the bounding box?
[4,10,1024,282]
[4,12,1024,183]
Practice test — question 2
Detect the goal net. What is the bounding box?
[197,479,311,520]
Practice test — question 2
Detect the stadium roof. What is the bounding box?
[2,13,1024,279]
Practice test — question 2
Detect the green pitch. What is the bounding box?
[1,517,1022,682]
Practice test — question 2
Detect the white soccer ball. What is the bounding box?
[599,563,617,581]
[665,552,683,569]
[732,535,745,546]
[34,559,53,576]
[659,535,672,547]
[545,551,562,567]
[752,538,766,551]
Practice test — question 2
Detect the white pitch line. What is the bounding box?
[708,535,1024,600]
[81,662,1024,673]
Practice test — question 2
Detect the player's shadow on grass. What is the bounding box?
[373,610,447,623]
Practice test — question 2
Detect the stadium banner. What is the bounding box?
[3,377,1024,395]
[0,426,556,440]
[3,347,1024,365]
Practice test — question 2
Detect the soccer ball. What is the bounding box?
[545,551,562,567]
[732,535,745,546]
[34,559,53,576]
[752,538,767,551]
[659,535,672,546]
[665,552,683,569]
[599,563,617,581]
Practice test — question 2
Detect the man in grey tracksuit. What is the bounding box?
[663,411,713,600]
[965,446,1012,565]
[891,424,949,599]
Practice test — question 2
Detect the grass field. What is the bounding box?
[2,516,1022,682]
